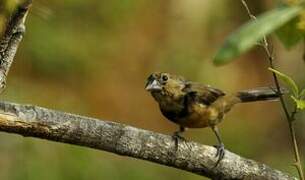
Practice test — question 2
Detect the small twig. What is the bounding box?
[0,0,32,93]
[0,101,296,179]
[241,1,305,180]
[290,106,298,122]
[241,0,257,20]
[303,38,305,63]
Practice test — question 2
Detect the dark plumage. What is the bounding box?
[145,72,284,166]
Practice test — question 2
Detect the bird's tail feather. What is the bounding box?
[236,87,288,103]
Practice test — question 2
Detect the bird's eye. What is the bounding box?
[162,75,168,81]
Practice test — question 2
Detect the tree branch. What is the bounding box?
[0,101,296,180]
[0,0,32,93]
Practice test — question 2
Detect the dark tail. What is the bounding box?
[236,87,288,103]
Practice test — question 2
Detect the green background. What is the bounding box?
[0,0,304,179]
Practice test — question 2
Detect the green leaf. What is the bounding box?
[300,88,305,98]
[268,68,299,96]
[276,17,305,49]
[214,5,303,65]
[291,96,305,110]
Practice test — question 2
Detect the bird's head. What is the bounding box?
[145,72,186,99]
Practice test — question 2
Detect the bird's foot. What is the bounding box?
[213,143,225,168]
[172,132,187,150]
[173,131,186,141]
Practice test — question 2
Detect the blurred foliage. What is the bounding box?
[0,0,17,34]
[214,3,304,65]
[268,68,299,96]
[276,16,305,49]
[269,68,305,110]
[0,0,303,179]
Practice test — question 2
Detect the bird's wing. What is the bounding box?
[183,82,225,105]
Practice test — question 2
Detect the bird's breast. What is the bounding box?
[152,91,223,128]
[160,101,219,128]
[176,103,218,128]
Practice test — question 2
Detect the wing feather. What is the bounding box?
[183,82,225,105]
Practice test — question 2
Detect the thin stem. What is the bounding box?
[269,47,305,180]
[240,1,305,179]
[303,37,305,63]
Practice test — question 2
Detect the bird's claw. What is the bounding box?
[172,132,186,150]
[213,143,225,167]
[173,132,186,141]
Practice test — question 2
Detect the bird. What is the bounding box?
[145,72,285,166]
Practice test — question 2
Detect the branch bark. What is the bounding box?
[0,0,32,93]
[0,101,296,180]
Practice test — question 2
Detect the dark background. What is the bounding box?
[0,0,304,179]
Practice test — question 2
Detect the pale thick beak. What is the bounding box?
[145,80,162,91]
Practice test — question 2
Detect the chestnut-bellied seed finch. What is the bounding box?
[145,72,285,166]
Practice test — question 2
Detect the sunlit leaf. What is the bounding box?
[291,96,305,110]
[300,88,305,98]
[214,5,303,65]
[268,68,299,96]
